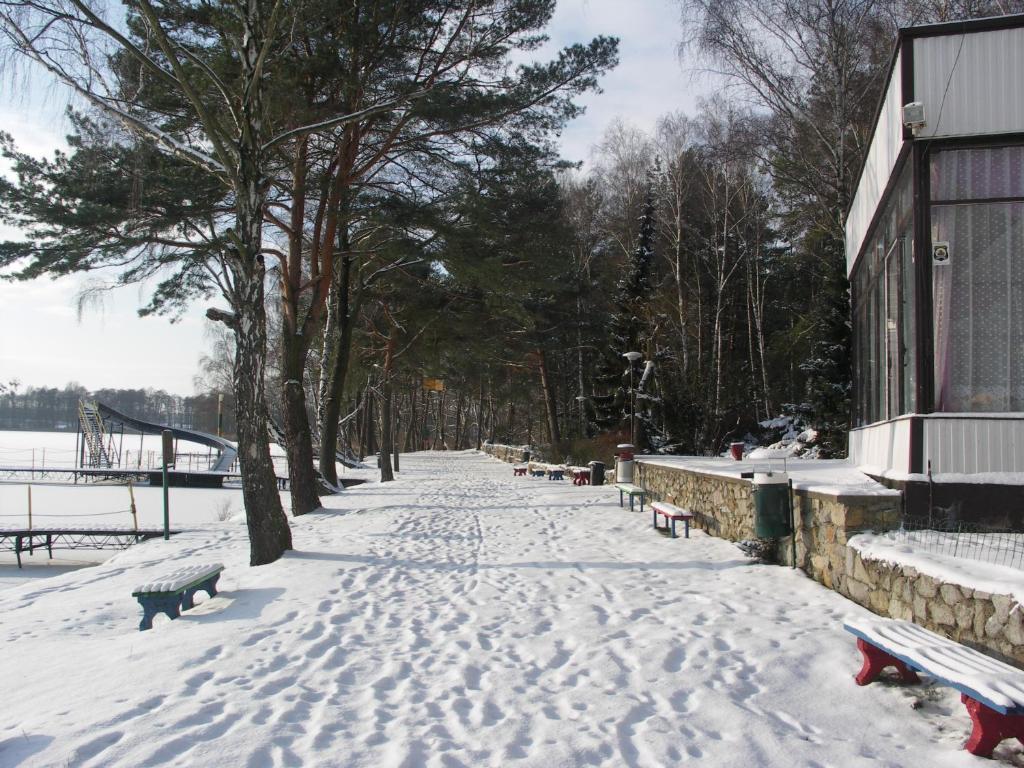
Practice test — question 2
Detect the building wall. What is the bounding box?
[849,415,914,474]
[914,28,1024,140]
[922,415,1024,474]
[846,51,905,276]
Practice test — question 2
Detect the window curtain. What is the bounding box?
[931,147,1024,413]
[932,202,1024,411]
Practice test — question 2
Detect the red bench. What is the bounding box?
[572,468,590,485]
[845,617,1024,757]
[513,466,527,476]
[652,501,693,539]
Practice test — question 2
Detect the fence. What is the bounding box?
[891,513,1024,571]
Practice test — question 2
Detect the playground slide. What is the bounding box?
[96,402,238,472]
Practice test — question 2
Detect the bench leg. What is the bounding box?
[962,694,1024,757]
[629,494,635,512]
[204,573,220,598]
[639,495,644,513]
[683,518,690,539]
[853,638,921,686]
[138,594,182,631]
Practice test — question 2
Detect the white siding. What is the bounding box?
[845,53,905,276]
[921,416,1024,474]
[849,417,912,474]
[914,28,1024,140]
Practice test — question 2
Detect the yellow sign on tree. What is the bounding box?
[422,377,445,392]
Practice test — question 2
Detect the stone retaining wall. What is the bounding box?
[635,459,1024,666]
[480,443,532,463]
[844,548,1024,666]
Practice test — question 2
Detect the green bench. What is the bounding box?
[132,563,224,631]
[614,483,647,512]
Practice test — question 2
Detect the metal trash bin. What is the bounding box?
[522,449,531,463]
[752,471,792,538]
[589,460,605,486]
[615,443,635,483]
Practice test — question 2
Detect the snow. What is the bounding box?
[866,466,1024,486]
[0,450,1006,766]
[134,563,224,595]
[637,455,901,498]
[851,530,1024,604]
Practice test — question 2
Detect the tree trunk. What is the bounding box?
[280,332,320,514]
[536,348,561,446]
[317,250,358,485]
[392,392,400,472]
[476,379,484,449]
[229,213,292,562]
[453,390,465,450]
[379,379,394,482]
[228,9,292,563]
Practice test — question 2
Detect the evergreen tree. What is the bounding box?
[592,182,656,445]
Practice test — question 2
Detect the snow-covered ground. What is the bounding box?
[0,451,1008,766]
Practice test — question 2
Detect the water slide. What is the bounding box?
[96,402,238,472]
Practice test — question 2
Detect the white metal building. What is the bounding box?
[846,15,1024,493]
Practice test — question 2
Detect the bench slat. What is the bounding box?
[134,563,224,595]
[651,501,692,519]
[845,618,1024,714]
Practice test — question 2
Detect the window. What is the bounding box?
[931,147,1024,412]
[852,164,915,425]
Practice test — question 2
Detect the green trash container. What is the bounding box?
[752,471,792,538]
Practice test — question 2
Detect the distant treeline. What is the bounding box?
[0,384,235,436]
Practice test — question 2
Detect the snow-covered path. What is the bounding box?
[0,452,993,766]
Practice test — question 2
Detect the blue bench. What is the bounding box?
[845,616,1024,757]
[614,483,647,511]
[547,469,564,481]
[132,563,224,631]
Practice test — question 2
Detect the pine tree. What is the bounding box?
[592,183,656,445]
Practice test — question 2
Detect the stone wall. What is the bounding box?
[635,458,1024,665]
[634,461,901,579]
[480,442,533,463]
[843,548,1024,666]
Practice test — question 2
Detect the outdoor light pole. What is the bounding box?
[622,351,642,444]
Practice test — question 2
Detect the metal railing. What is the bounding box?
[892,514,1024,571]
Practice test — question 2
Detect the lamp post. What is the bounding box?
[622,351,642,444]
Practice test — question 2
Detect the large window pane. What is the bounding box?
[932,202,1024,412]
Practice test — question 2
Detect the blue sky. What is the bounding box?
[0,0,712,395]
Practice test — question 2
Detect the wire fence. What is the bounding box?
[892,514,1024,571]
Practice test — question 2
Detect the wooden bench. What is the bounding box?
[614,483,647,512]
[547,469,564,481]
[132,563,224,631]
[845,616,1024,757]
[513,466,527,476]
[651,501,694,538]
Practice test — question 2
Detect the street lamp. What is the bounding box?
[622,351,642,444]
